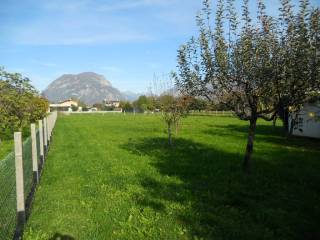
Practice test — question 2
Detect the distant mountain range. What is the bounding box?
[42,72,140,105]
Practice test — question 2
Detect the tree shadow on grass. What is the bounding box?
[49,232,75,240]
[204,124,320,151]
[122,137,320,240]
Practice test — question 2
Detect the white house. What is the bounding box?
[289,101,320,139]
[49,99,79,112]
[105,100,120,108]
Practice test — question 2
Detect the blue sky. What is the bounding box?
[0,0,319,93]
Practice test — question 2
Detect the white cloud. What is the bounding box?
[16,32,153,46]
[12,14,154,46]
[3,0,199,46]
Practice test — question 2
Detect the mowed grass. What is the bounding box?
[24,114,320,240]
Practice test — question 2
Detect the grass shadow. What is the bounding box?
[122,136,320,239]
[204,124,320,151]
[49,233,75,240]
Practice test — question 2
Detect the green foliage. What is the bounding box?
[176,0,320,123]
[188,98,208,111]
[0,67,48,140]
[159,95,191,145]
[133,95,155,112]
[120,101,134,112]
[28,96,50,123]
[105,105,115,111]
[175,0,320,171]
[77,100,88,110]
[71,104,79,112]
[92,103,105,110]
[23,114,320,240]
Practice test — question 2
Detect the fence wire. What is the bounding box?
[0,112,57,239]
[36,130,42,172]
[0,152,17,240]
[22,137,33,203]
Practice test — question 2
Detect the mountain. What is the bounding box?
[43,72,126,105]
[121,91,141,101]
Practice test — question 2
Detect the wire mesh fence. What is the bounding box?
[189,110,235,116]
[36,130,42,173]
[0,111,58,240]
[0,152,17,240]
[22,137,33,203]
[36,130,40,163]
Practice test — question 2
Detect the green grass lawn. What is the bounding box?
[24,114,320,240]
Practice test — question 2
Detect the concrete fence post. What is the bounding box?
[47,116,50,142]
[38,120,44,164]
[49,114,52,139]
[49,114,52,138]
[45,117,49,146]
[46,117,50,146]
[43,118,48,154]
[14,132,25,236]
[31,124,39,183]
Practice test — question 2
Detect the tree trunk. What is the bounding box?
[243,117,257,173]
[175,121,180,136]
[289,113,298,136]
[272,116,277,128]
[283,110,289,133]
[168,122,172,146]
[278,105,289,133]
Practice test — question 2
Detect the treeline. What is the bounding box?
[119,95,229,113]
[0,67,49,140]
